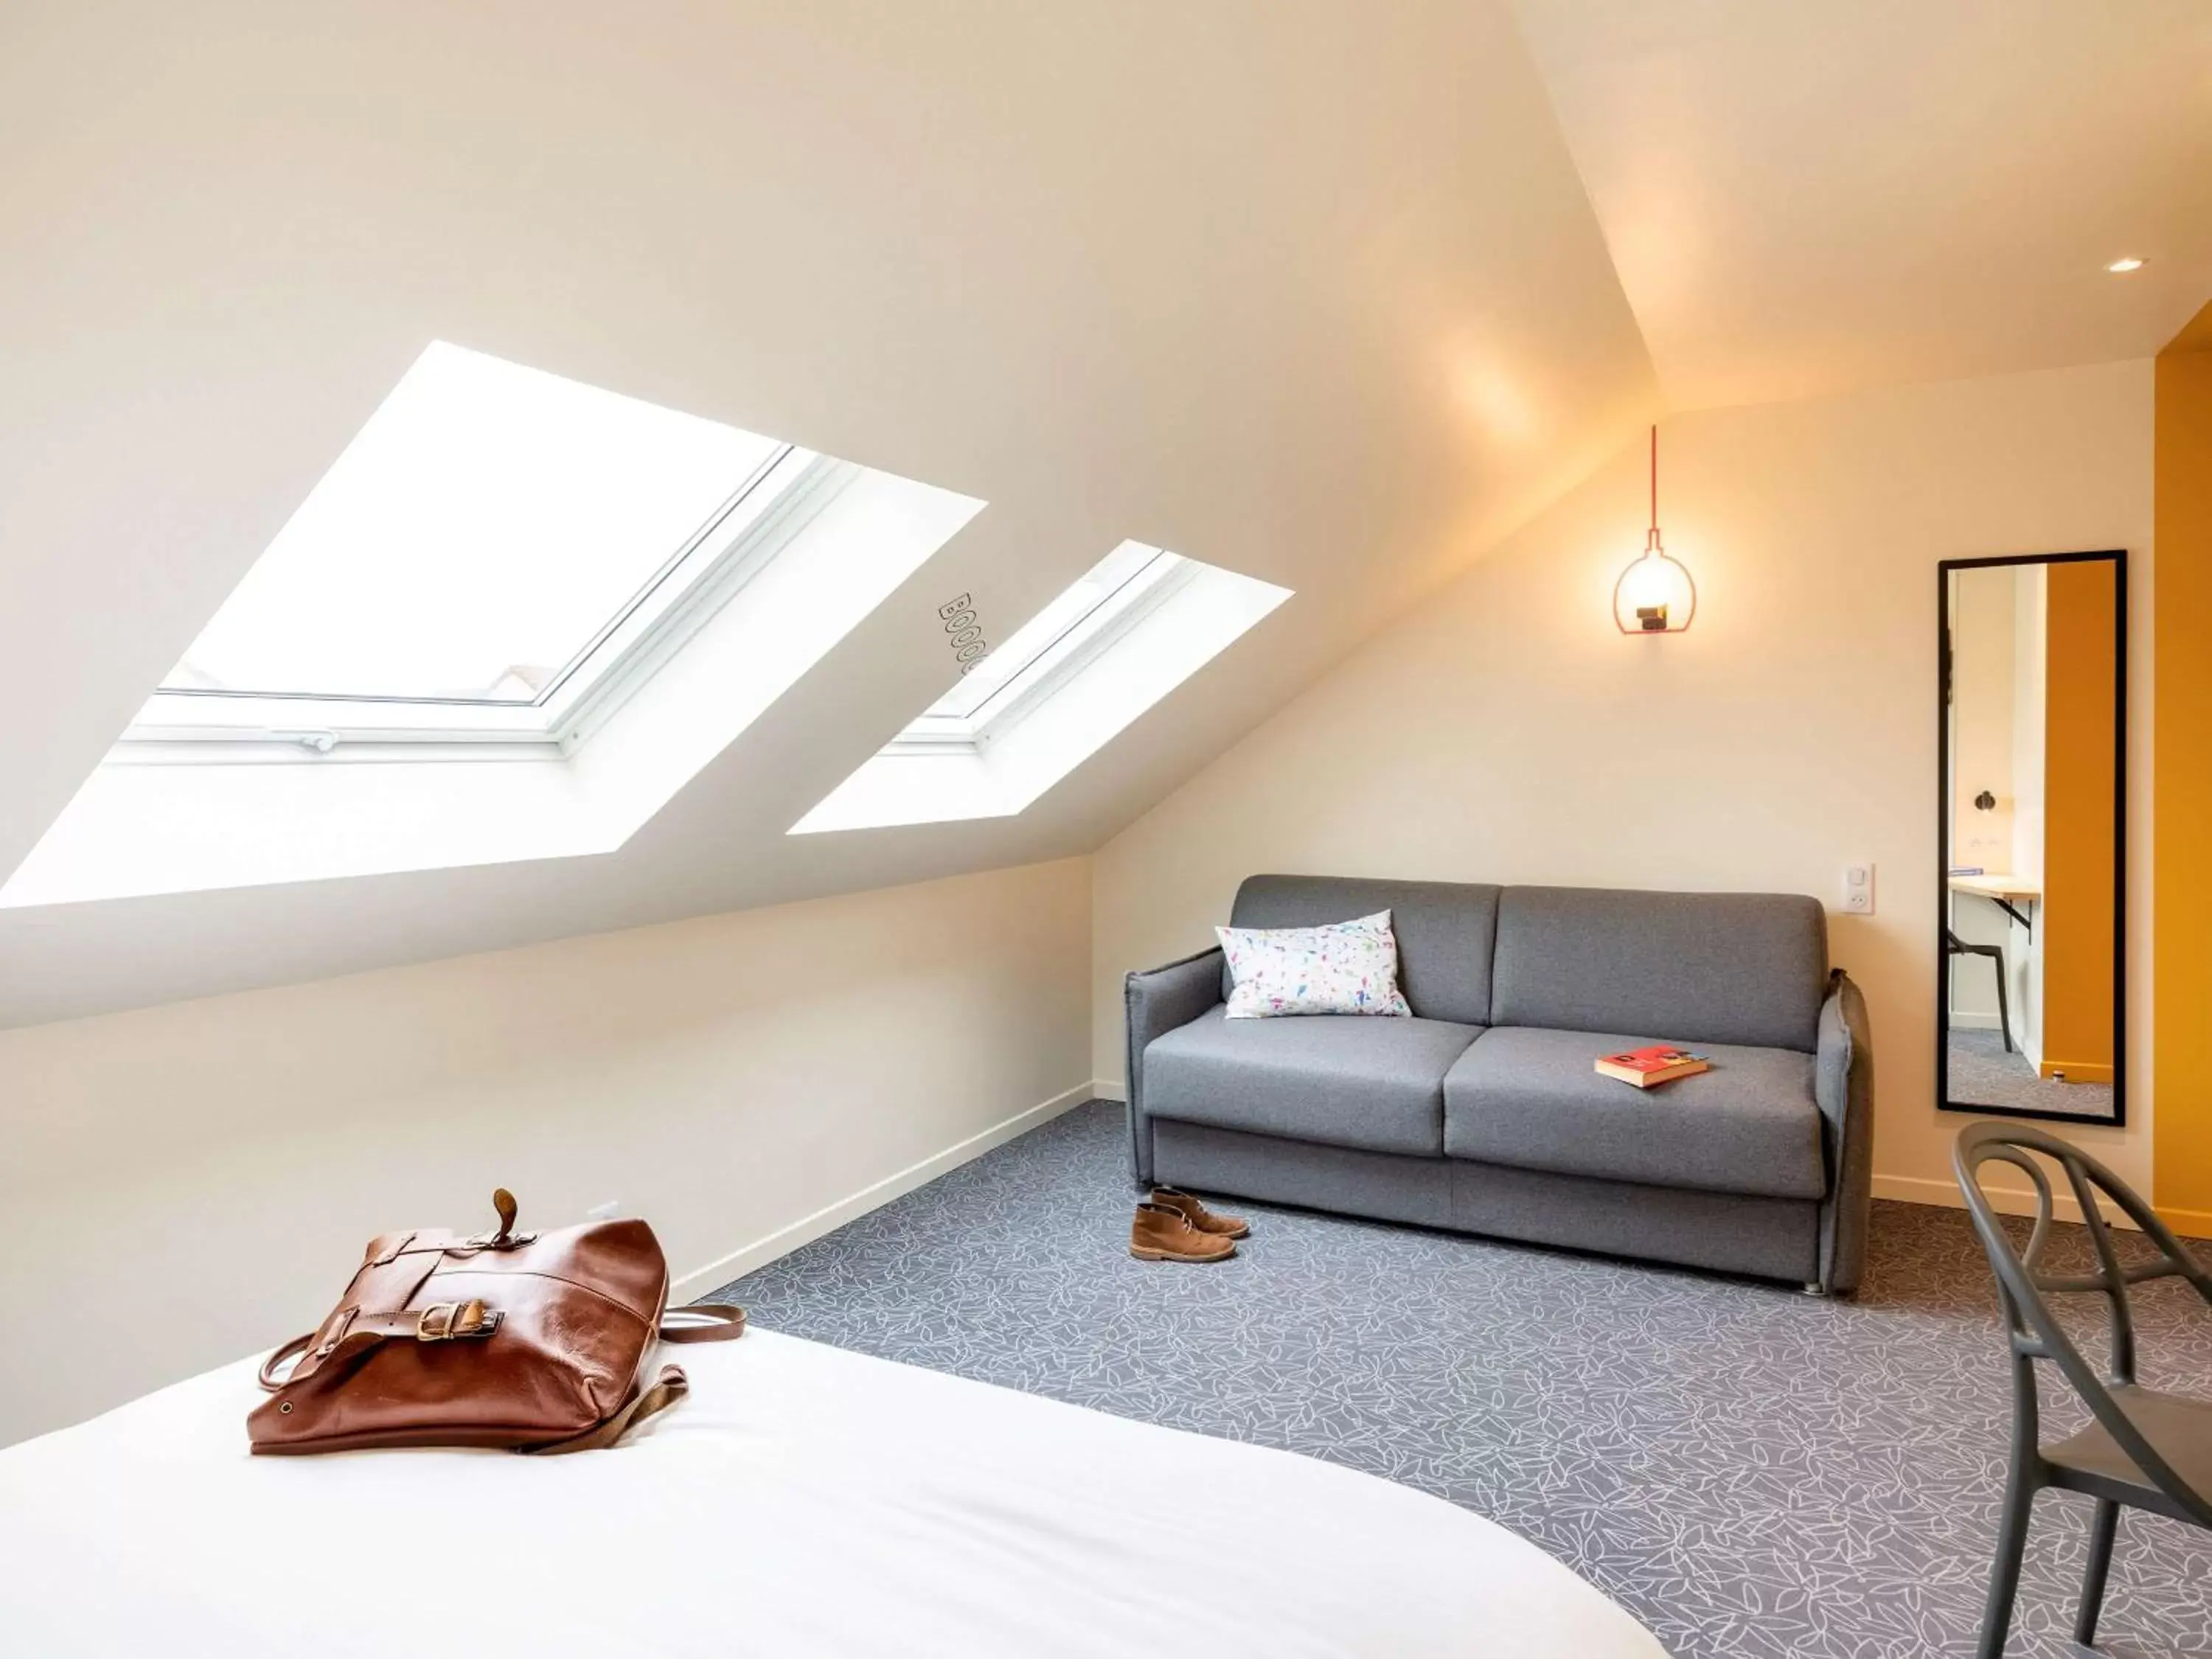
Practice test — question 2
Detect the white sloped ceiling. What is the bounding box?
[0,0,1658,1023]
[1512,0,2212,408]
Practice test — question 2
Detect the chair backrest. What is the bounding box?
[1953,1119,2212,1523]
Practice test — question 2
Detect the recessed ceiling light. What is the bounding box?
[2107,257,2146,274]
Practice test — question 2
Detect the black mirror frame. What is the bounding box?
[1935,548,2127,1126]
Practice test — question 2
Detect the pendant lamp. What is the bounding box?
[1613,425,1695,634]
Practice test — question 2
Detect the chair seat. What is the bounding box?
[1441,1026,1826,1200]
[1142,1006,1480,1158]
[2047,1384,2212,1512]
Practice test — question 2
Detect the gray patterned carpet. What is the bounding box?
[705,1101,2212,1658]
[1950,1029,2116,1119]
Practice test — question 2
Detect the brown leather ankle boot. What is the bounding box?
[1130,1200,1237,1263]
[1150,1186,1249,1240]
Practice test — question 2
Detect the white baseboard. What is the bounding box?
[1874,1172,2130,1230]
[1093,1077,1127,1104]
[672,1082,1102,1297]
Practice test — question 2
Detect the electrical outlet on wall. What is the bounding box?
[1840,863,1875,915]
[585,1199,621,1222]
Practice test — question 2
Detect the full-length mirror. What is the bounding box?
[1938,550,2125,1123]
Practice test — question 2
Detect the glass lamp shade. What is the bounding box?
[1613,533,1696,634]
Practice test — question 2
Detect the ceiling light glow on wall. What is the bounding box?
[1612,425,1695,635]
[2105,257,2145,274]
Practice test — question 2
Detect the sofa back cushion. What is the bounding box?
[1229,875,1501,1026]
[1489,886,1827,1053]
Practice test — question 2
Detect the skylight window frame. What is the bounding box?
[885,545,1197,756]
[790,543,1292,836]
[119,443,849,761]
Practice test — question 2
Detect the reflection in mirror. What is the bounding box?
[1939,552,2124,1124]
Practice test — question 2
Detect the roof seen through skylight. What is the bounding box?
[162,342,787,706]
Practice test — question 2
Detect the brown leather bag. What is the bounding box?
[249,1189,743,1455]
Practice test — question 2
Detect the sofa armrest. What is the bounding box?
[1814,968,1874,1295]
[1124,946,1225,1186]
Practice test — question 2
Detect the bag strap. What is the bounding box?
[257,1333,316,1391]
[257,1299,504,1391]
[260,1301,731,1392]
[521,1365,691,1455]
[518,1308,742,1453]
[658,1303,746,1343]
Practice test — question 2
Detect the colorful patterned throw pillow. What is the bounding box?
[1215,910,1413,1019]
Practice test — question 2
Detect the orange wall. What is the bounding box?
[2155,302,2212,1229]
[2039,560,2118,1080]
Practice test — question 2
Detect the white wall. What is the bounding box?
[0,857,1092,1445]
[1948,566,2017,887]
[1092,359,2154,1212]
[1944,563,2056,1048]
[2010,566,2051,1062]
[1946,566,2017,1029]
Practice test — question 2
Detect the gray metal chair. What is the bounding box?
[1952,1121,2212,1657]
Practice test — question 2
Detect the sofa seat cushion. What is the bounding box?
[1441,1026,1826,1200]
[1144,1006,1481,1158]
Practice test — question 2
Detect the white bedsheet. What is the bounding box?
[0,1329,1663,1657]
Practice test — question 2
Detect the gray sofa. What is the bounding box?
[1124,875,1874,1293]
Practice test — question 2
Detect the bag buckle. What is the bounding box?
[417,1299,501,1342]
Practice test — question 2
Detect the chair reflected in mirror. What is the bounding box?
[1944,929,2014,1054]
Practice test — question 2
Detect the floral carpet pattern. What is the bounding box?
[707,1101,2212,1658]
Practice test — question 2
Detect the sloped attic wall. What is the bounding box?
[0,857,1091,1445]
[0,0,1656,1026]
[1093,359,2156,1211]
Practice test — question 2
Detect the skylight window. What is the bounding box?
[129,341,834,751]
[891,540,1192,751]
[4,343,987,905]
[792,541,1290,833]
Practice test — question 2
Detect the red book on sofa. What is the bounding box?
[1594,1045,1711,1088]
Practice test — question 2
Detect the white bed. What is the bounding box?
[0,1329,1664,1657]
